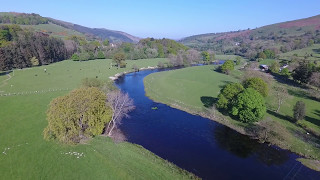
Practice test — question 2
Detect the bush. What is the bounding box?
[96,51,105,59]
[71,53,79,61]
[220,60,234,74]
[43,87,112,144]
[79,52,90,61]
[82,77,103,88]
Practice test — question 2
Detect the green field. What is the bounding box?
[144,65,238,112]
[0,58,197,179]
[22,23,85,38]
[144,65,320,163]
[280,44,320,61]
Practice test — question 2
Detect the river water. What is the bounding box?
[116,69,320,180]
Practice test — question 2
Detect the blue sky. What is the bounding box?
[1,0,320,39]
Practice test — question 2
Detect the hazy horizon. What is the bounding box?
[1,0,320,39]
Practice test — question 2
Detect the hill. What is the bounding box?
[0,12,140,43]
[47,17,140,43]
[180,14,320,60]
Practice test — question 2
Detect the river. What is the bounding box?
[116,69,320,180]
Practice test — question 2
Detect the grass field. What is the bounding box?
[144,65,320,164]
[22,23,85,38]
[279,44,320,61]
[144,65,238,112]
[0,58,197,179]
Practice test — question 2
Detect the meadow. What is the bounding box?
[144,65,320,165]
[0,58,197,179]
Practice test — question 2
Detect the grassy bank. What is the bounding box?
[144,65,320,168]
[0,58,197,179]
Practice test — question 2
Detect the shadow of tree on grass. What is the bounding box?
[267,110,292,122]
[200,96,218,108]
[305,116,320,127]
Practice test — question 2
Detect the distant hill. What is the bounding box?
[0,12,140,43]
[180,14,320,59]
[47,18,140,43]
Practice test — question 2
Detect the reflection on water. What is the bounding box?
[116,69,320,180]
[213,125,290,166]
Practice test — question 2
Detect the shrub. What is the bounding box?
[220,60,234,74]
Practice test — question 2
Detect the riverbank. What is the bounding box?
[143,65,320,171]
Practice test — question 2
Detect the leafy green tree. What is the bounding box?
[88,52,95,60]
[103,39,109,46]
[243,77,268,97]
[258,52,267,59]
[235,56,241,65]
[201,51,210,63]
[97,51,105,59]
[216,83,244,110]
[113,52,126,67]
[293,101,306,122]
[30,57,39,66]
[231,88,266,123]
[269,61,280,74]
[71,53,79,61]
[220,60,234,74]
[79,52,90,61]
[292,61,312,84]
[280,68,290,77]
[43,87,112,144]
[263,49,275,59]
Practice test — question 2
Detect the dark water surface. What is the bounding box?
[116,69,320,180]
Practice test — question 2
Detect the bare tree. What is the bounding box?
[274,86,289,113]
[309,72,320,89]
[105,91,135,136]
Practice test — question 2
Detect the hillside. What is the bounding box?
[48,17,140,43]
[0,12,140,43]
[180,14,320,59]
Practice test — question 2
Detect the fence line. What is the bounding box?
[0,88,70,97]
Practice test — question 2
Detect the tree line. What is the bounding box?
[0,13,48,25]
[0,25,73,71]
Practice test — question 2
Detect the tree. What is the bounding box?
[71,53,79,61]
[243,77,268,97]
[105,91,135,136]
[231,88,266,123]
[43,87,112,144]
[103,39,109,46]
[30,57,39,66]
[269,61,280,74]
[201,51,210,64]
[293,101,306,122]
[113,52,126,67]
[263,49,275,59]
[258,52,267,59]
[79,52,90,61]
[274,86,288,113]
[216,83,244,110]
[280,68,290,77]
[292,61,313,84]
[88,52,95,60]
[309,72,320,89]
[96,51,105,59]
[235,56,241,65]
[220,60,235,74]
